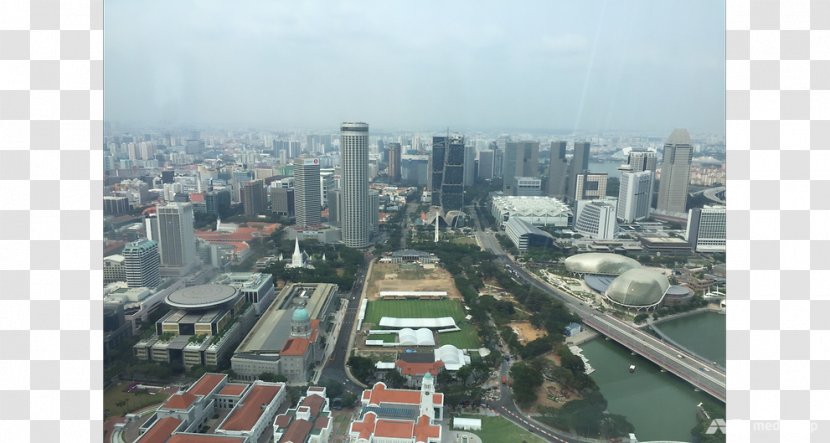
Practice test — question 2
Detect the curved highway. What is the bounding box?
[476,231,726,403]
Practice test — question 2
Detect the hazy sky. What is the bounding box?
[105,0,724,134]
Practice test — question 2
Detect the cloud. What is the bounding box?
[541,34,590,54]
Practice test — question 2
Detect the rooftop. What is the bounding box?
[219,383,284,432]
[136,417,183,443]
[165,284,239,310]
[188,373,227,397]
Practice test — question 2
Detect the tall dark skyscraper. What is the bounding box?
[568,141,591,202]
[294,157,321,228]
[502,141,539,195]
[340,122,370,248]
[656,129,694,215]
[547,141,568,199]
[241,180,267,217]
[431,134,465,211]
[388,142,402,182]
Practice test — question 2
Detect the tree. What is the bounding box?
[510,362,544,407]
[259,372,286,383]
[348,356,375,383]
[384,370,407,389]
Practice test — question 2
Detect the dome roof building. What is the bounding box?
[604,268,670,310]
[564,253,641,276]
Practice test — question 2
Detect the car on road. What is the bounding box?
[677,354,684,359]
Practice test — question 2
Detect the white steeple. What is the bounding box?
[419,372,436,420]
[291,237,304,268]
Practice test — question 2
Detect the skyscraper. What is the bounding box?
[568,142,591,202]
[241,180,267,217]
[294,157,321,228]
[656,129,694,215]
[575,199,617,240]
[617,171,653,223]
[270,188,294,216]
[573,172,608,201]
[547,141,568,199]
[156,202,197,268]
[463,144,476,187]
[122,238,161,288]
[686,205,726,252]
[340,122,370,248]
[388,142,402,182]
[626,149,658,205]
[502,141,539,195]
[327,189,342,226]
[368,190,380,233]
[431,135,465,211]
[478,150,494,180]
[205,189,231,218]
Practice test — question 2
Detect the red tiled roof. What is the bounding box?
[274,414,292,428]
[280,338,309,357]
[219,383,247,397]
[299,395,325,417]
[349,411,377,440]
[364,383,421,406]
[136,417,182,443]
[166,435,246,443]
[395,360,444,376]
[413,415,441,443]
[188,373,226,397]
[163,392,197,410]
[278,419,313,443]
[374,419,415,438]
[433,393,443,405]
[220,384,283,431]
[189,193,205,203]
[281,320,320,356]
[313,416,330,430]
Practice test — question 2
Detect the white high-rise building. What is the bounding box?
[686,205,726,252]
[575,199,617,240]
[122,238,161,288]
[656,129,694,215]
[617,171,653,223]
[156,202,197,268]
[294,157,321,229]
[340,122,370,248]
[368,190,380,233]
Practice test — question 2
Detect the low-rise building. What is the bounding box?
[273,386,333,443]
[504,217,554,252]
[349,375,444,443]
[489,195,571,227]
[135,373,286,443]
[232,283,338,384]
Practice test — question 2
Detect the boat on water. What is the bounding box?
[629,364,636,373]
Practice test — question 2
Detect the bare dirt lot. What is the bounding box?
[366,263,462,300]
[510,321,547,344]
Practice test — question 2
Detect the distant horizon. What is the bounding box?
[105,0,725,136]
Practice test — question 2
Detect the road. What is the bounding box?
[319,254,371,397]
[475,230,726,403]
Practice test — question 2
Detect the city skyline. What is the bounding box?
[104,0,725,135]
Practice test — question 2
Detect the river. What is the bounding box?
[579,311,725,442]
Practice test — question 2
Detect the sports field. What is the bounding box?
[437,322,481,349]
[364,299,466,325]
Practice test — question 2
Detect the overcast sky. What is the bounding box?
[105,0,724,135]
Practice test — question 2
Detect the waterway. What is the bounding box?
[588,160,624,179]
[653,311,726,366]
[579,311,725,442]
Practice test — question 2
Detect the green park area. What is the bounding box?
[364,299,465,324]
[458,416,548,443]
[104,384,165,418]
[438,322,481,349]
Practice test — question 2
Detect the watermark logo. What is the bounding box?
[705,418,726,435]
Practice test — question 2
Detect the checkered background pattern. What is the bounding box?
[0,0,827,442]
[0,1,103,441]
[726,0,830,441]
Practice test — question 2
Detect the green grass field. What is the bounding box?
[104,384,164,417]
[458,416,547,443]
[364,299,466,324]
[368,333,398,343]
[438,322,481,349]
